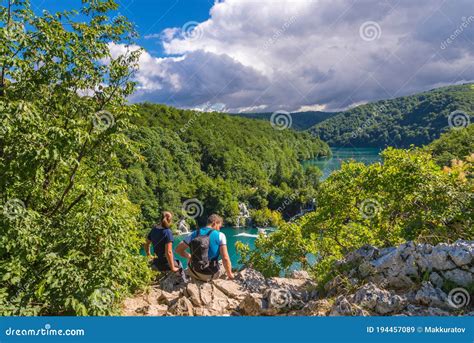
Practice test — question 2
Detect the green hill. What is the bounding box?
[426,124,474,166]
[124,103,331,229]
[230,111,337,130]
[310,84,474,147]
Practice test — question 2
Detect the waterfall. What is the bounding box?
[177,219,190,235]
[235,203,251,227]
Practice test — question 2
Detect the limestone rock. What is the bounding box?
[429,272,444,288]
[353,283,406,314]
[297,299,332,316]
[330,296,369,316]
[146,304,168,316]
[449,246,472,267]
[199,283,213,306]
[403,304,451,316]
[344,245,379,265]
[236,268,267,293]
[442,269,473,287]
[414,281,448,309]
[290,270,311,279]
[209,284,230,313]
[239,293,264,316]
[429,245,457,270]
[186,283,202,307]
[168,297,194,316]
[212,279,246,300]
[158,290,180,305]
[160,272,186,293]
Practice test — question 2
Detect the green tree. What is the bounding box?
[239,148,473,281]
[0,0,150,315]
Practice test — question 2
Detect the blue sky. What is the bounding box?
[34,0,474,112]
[36,0,214,56]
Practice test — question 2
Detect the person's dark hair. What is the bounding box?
[207,214,223,226]
[161,211,173,228]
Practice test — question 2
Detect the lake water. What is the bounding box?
[146,148,381,269]
[139,227,266,268]
[172,227,264,268]
[303,147,381,179]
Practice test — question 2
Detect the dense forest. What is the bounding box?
[124,103,330,230]
[309,84,474,147]
[230,111,337,131]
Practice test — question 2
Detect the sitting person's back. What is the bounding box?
[145,211,182,273]
[176,214,234,281]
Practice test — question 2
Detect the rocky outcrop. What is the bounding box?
[122,240,473,316]
[326,240,473,316]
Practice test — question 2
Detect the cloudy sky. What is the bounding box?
[65,0,474,112]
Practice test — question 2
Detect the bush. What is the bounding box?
[238,148,473,281]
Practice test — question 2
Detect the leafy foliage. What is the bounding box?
[238,148,473,281]
[0,0,151,315]
[124,103,330,230]
[310,84,474,147]
[426,124,474,167]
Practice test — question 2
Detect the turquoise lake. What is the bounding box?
[303,147,381,179]
[172,227,262,268]
[148,147,381,268]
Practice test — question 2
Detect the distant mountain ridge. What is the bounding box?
[230,84,474,148]
[309,83,474,148]
[229,111,337,130]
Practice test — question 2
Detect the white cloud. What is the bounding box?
[126,0,474,112]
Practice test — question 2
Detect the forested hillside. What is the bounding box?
[310,84,474,147]
[426,124,474,167]
[124,103,331,230]
[231,111,337,130]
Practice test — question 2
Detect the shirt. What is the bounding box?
[147,225,174,266]
[183,227,227,261]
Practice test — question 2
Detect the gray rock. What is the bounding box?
[370,248,398,270]
[236,269,267,293]
[146,304,168,316]
[290,270,311,279]
[353,283,406,314]
[168,297,194,316]
[158,291,180,305]
[358,261,375,278]
[414,281,449,309]
[429,246,457,270]
[344,245,379,265]
[429,272,444,288]
[160,272,186,293]
[442,269,473,287]
[265,288,293,311]
[329,295,369,316]
[186,283,202,307]
[403,304,451,316]
[199,283,213,306]
[449,247,472,267]
[212,279,246,300]
[239,293,264,316]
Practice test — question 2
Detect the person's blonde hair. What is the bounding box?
[161,211,173,228]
